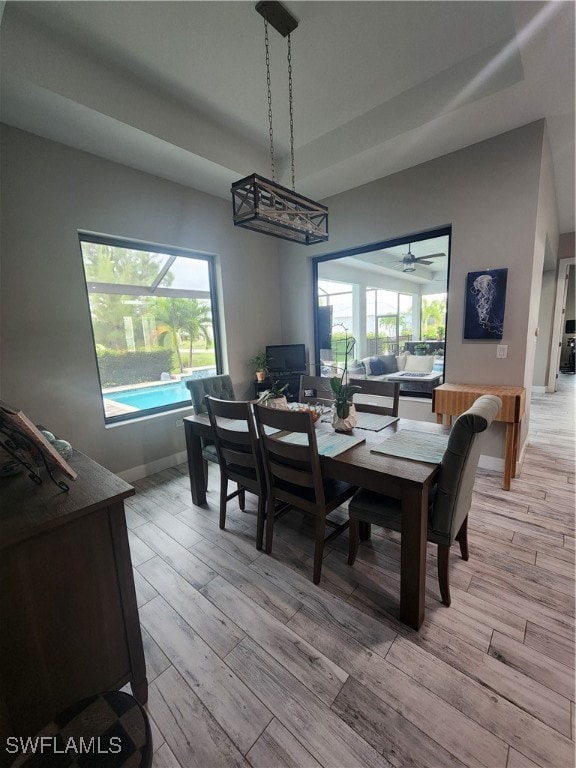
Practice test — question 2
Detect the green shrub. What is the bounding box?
[97,349,174,387]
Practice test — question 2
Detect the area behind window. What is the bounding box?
[79,234,220,424]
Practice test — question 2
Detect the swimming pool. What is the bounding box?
[106,381,191,410]
[105,367,218,412]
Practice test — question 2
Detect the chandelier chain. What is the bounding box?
[287,34,295,191]
[264,20,275,181]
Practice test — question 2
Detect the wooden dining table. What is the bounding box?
[184,412,449,630]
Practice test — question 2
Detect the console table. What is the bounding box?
[0,451,147,747]
[433,383,526,490]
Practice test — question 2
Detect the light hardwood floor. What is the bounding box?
[126,376,575,768]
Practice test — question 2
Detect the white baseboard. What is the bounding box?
[478,454,505,472]
[119,450,189,483]
[532,385,546,394]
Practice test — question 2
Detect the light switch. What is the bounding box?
[496,345,508,358]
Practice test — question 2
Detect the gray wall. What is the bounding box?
[0,126,282,476]
[279,121,559,464]
[0,120,563,477]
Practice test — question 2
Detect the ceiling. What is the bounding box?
[1,1,574,233]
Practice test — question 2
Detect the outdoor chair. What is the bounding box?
[185,375,236,492]
[253,403,357,584]
[205,396,267,548]
[347,394,501,606]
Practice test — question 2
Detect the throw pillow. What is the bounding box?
[432,357,444,373]
[396,352,409,371]
[368,357,385,376]
[378,355,399,374]
[361,357,373,376]
[404,354,434,373]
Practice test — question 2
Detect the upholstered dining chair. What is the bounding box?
[347,394,501,606]
[253,403,357,584]
[349,378,400,417]
[299,375,335,407]
[205,396,267,548]
[185,375,236,491]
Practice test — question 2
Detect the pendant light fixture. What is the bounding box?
[231,1,328,245]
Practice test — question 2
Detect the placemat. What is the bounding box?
[371,429,449,463]
[320,412,398,431]
[279,431,365,457]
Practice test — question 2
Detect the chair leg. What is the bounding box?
[264,498,275,554]
[359,520,372,541]
[456,516,469,561]
[203,459,209,491]
[348,518,360,565]
[437,544,451,606]
[219,474,228,530]
[256,493,266,551]
[312,513,327,584]
[238,485,246,511]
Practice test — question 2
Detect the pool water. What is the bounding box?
[106,380,192,410]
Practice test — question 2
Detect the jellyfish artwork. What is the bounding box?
[464,269,507,339]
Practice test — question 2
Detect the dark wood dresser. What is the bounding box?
[0,450,147,750]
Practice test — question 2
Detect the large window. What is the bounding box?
[79,234,221,423]
[313,227,450,397]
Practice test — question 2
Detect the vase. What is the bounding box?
[332,403,357,432]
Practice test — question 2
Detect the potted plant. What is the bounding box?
[329,325,361,431]
[414,343,429,356]
[257,380,289,409]
[250,350,270,382]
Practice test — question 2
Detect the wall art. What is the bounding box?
[464,268,508,340]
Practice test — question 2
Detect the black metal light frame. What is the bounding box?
[231,1,329,245]
[232,173,328,245]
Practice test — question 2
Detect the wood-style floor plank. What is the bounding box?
[139,596,272,754]
[149,668,251,767]
[200,575,349,706]
[245,718,323,768]
[122,377,575,768]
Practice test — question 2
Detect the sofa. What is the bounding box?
[346,352,444,396]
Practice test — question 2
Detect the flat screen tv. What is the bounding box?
[266,344,306,373]
[565,319,575,334]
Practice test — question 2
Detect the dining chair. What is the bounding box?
[205,396,267,548]
[253,403,357,584]
[185,375,236,492]
[347,394,501,606]
[349,378,400,416]
[299,375,335,407]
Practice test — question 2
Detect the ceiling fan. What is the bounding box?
[396,244,446,273]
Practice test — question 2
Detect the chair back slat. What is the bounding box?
[205,397,262,484]
[349,378,400,417]
[254,404,325,509]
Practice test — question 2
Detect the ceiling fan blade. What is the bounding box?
[415,259,433,266]
[415,252,445,261]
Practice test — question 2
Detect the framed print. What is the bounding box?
[464,268,508,340]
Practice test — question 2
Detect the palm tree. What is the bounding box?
[180,300,212,369]
[154,298,190,372]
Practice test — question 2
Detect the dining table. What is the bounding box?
[184,411,450,630]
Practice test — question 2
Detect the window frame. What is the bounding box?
[78,232,222,425]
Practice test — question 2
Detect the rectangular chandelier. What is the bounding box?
[231,173,328,245]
